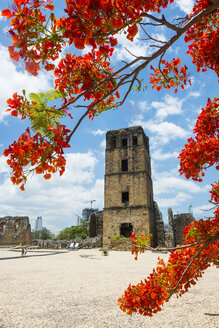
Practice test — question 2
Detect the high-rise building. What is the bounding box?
[35,216,42,231]
[73,215,81,226]
[82,208,99,221]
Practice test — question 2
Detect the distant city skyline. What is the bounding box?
[73,207,99,227]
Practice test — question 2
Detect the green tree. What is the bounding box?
[56,223,88,240]
[32,228,54,240]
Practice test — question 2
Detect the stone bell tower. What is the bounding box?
[103,126,156,247]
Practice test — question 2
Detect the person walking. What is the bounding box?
[21,246,25,257]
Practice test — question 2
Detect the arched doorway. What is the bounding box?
[120,223,133,238]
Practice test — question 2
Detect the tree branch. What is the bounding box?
[61,2,219,141]
[167,231,219,300]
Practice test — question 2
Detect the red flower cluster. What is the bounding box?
[6,92,28,118]
[130,232,152,260]
[1,0,175,77]
[56,0,174,49]
[118,217,219,316]
[185,3,219,76]
[2,0,62,75]
[3,125,70,190]
[210,182,219,204]
[149,58,191,93]
[179,97,219,182]
[54,49,120,119]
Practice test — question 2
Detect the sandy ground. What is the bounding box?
[0,248,218,328]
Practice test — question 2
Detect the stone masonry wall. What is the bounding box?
[173,213,194,246]
[153,201,165,247]
[34,235,102,249]
[165,208,175,248]
[103,206,151,247]
[165,209,194,247]
[88,211,103,238]
[0,216,31,245]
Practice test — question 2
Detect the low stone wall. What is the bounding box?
[33,235,102,249]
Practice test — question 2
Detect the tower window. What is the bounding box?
[133,136,138,145]
[111,136,116,149]
[122,138,127,147]
[122,192,129,204]
[122,159,128,172]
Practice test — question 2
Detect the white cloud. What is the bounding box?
[129,100,135,106]
[92,129,106,136]
[151,95,184,121]
[0,44,52,121]
[100,139,106,149]
[129,113,144,124]
[0,155,8,173]
[112,29,153,63]
[153,168,210,214]
[168,46,180,56]
[152,149,179,161]
[175,0,194,14]
[82,45,92,56]
[147,121,188,144]
[153,170,209,196]
[187,91,201,98]
[0,152,104,234]
[155,192,192,208]
[138,101,148,112]
[186,116,197,132]
[193,204,213,216]
[129,116,188,146]
[151,33,167,43]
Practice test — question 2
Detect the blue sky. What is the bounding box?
[0,0,218,234]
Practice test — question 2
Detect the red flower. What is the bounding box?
[129,232,136,239]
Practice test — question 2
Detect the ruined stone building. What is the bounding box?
[0,216,31,245]
[89,126,195,249]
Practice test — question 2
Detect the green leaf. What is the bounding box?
[29,93,42,103]
[27,89,67,140]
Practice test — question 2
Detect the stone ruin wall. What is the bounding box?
[88,211,103,238]
[164,208,194,248]
[0,216,31,245]
[153,201,166,247]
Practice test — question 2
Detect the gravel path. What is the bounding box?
[0,248,218,328]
